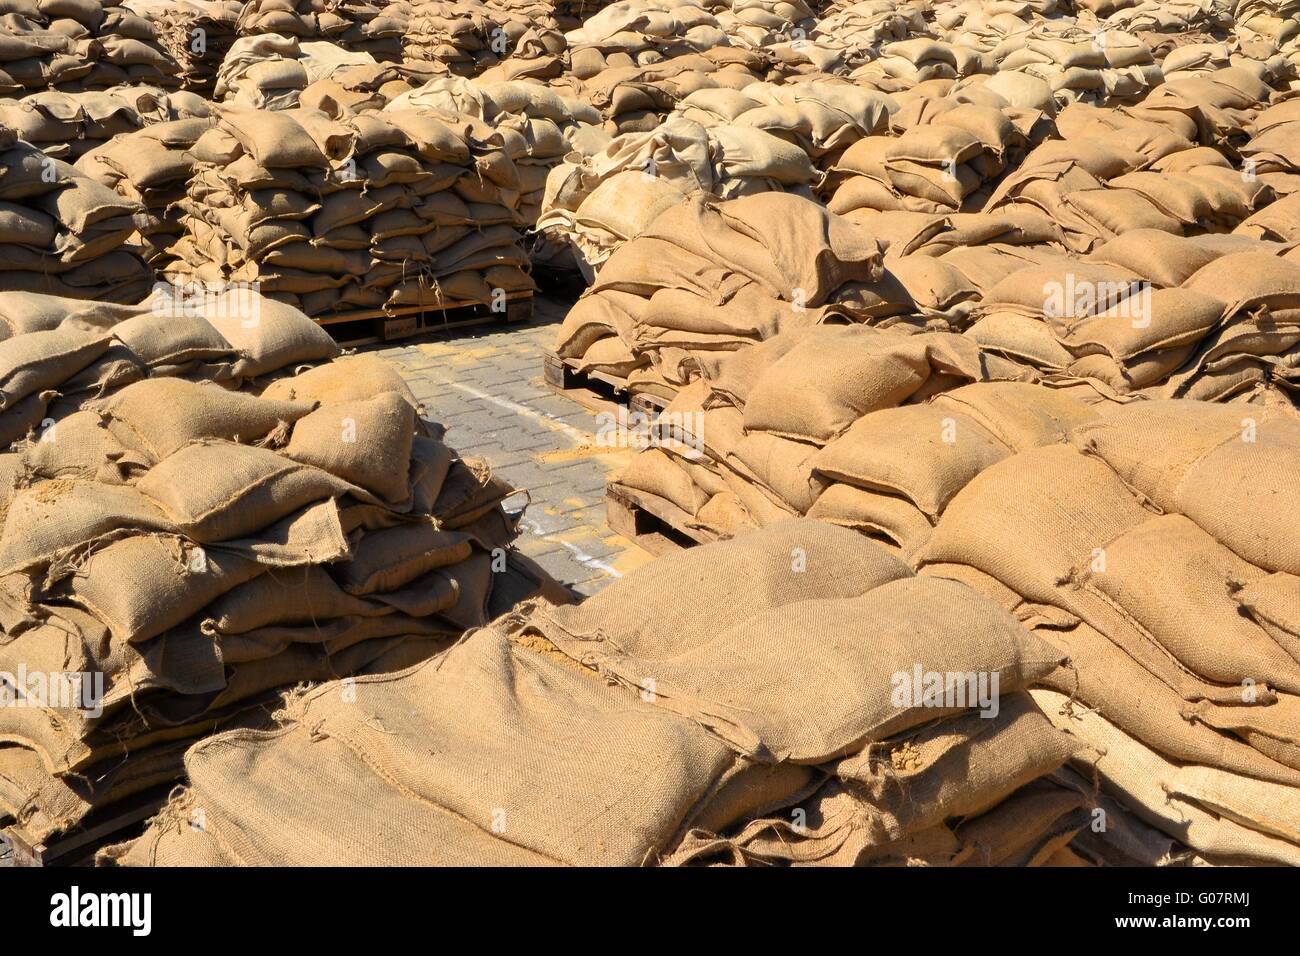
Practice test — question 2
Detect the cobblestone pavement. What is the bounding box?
[374,292,654,596]
[0,293,643,867]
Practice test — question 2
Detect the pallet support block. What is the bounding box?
[606,482,716,556]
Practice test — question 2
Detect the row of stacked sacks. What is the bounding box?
[1156,39,1293,85]
[213,32,417,110]
[612,323,1084,551]
[0,121,152,302]
[538,58,1281,280]
[1239,94,1300,209]
[126,0,244,95]
[548,182,1064,392]
[610,224,1300,514]
[75,113,219,268]
[165,105,534,317]
[552,48,770,136]
[919,10,1167,108]
[105,520,1101,867]
[824,86,1051,219]
[0,85,212,160]
[976,75,1280,252]
[0,286,559,852]
[965,232,1300,402]
[551,192,885,397]
[613,228,1300,542]
[400,0,573,79]
[535,117,821,274]
[0,0,181,96]
[703,0,817,56]
[916,399,1300,865]
[235,0,407,62]
[1072,0,1236,58]
[1234,0,1300,46]
[298,60,449,113]
[672,78,891,175]
[768,0,926,77]
[562,0,752,79]
[386,76,601,229]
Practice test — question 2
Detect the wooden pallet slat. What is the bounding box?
[542,349,631,418]
[542,350,673,420]
[316,291,534,347]
[3,785,172,867]
[606,482,715,555]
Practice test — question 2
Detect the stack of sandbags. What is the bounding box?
[557,47,769,135]
[214,33,380,110]
[536,115,816,274]
[827,95,1044,220]
[234,0,350,43]
[563,0,735,77]
[933,0,1038,58]
[331,0,410,62]
[168,106,533,316]
[213,32,308,108]
[472,3,569,82]
[984,128,1267,253]
[1131,64,1275,153]
[1240,96,1300,199]
[0,86,211,160]
[1159,41,1236,79]
[56,0,183,90]
[552,192,883,397]
[674,78,891,172]
[916,401,1300,865]
[75,114,220,267]
[706,0,816,54]
[549,0,620,31]
[966,235,1300,402]
[984,23,1164,108]
[0,0,181,95]
[402,0,509,77]
[388,76,601,227]
[1235,0,1300,46]
[790,0,927,76]
[0,122,152,302]
[849,37,996,93]
[0,295,552,853]
[125,0,245,94]
[299,61,443,113]
[614,326,1060,549]
[0,285,340,444]
[0,25,101,97]
[1078,1,1235,61]
[105,520,1083,867]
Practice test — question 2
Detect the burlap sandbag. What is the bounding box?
[668,694,1079,867]
[534,569,1064,763]
[1081,514,1300,693]
[739,325,1003,444]
[532,520,911,660]
[1032,688,1300,865]
[0,326,111,411]
[813,406,1010,520]
[123,626,742,866]
[283,393,415,506]
[98,378,317,461]
[260,354,422,411]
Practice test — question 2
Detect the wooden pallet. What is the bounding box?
[316,291,534,346]
[606,482,716,556]
[542,351,672,418]
[2,786,171,867]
